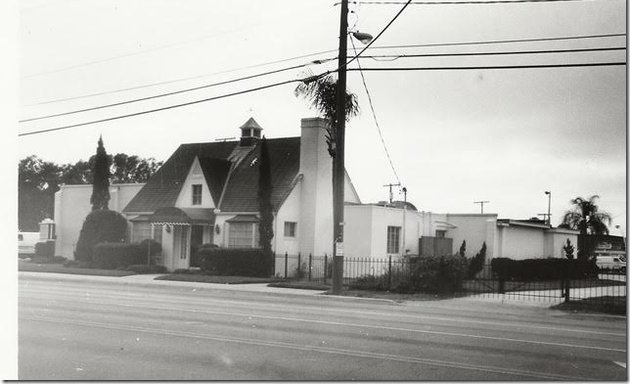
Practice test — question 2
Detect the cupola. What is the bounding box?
[239,117,263,146]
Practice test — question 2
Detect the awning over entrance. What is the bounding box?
[150,207,216,226]
[225,214,260,223]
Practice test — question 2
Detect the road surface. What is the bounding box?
[18,273,627,380]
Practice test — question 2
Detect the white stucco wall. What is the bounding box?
[498,225,546,260]
[544,228,579,258]
[174,157,215,209]
[54,183,144,259]
[274,184,301,256]
[445,214,497,259]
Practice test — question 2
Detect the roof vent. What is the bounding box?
[239,117,262,146]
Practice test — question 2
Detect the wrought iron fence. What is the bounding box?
[274,254,627,305]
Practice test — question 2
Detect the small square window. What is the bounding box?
[284,222,297,238]
[387,226,401,254]
[436,230,446,238]
[192,184,202,205]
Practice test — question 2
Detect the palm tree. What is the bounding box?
[562,195,612,260]
[294,73,359,158]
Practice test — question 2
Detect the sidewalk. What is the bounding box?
[18,271,327,296]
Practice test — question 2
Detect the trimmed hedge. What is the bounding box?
[491,257,598,281]
[199,248,272,277]
[93,242,145,269]
[139,239,162,256]
[409,254,469,293]
[75,210,128,262]
[35,240,55,258]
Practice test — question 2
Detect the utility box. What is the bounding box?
[419,236,453,257]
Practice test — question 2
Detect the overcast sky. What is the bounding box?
[14,0,627,233]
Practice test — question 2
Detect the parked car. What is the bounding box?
[18,232,40,257]
[595,255,626,273]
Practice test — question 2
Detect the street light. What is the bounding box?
[352,31,373,44]
[544,191,551,226]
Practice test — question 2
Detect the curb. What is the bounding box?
[18,271,402,306]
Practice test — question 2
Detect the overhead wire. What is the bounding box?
[339,0,618,5]
[20,59,334,123]
[18,77,307,137]
[350,37,402,186]
[25,33,625,107]
[346,62,626,71]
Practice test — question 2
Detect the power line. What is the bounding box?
[347,61,626,71]
[25,51,336,106]
[18,77,305,137]
[350,38,402,186]
[342,0,617,4]
[19,60,624,137]
[20,59,333,123]
[344,0,413,69]
[25,46,619,123]
[362,46,625,60]
[25,33,624,106]
[368,33,626,51]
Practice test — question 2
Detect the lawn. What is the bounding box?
[552,296,627,316]
[18,260,136,277]
[462,277,625,293]
[155,273,281,284]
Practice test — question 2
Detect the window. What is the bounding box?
[228,222,259,248]
[284,222,297,238]
[153,224,163,244]
[192,184,202,205]
[180,226,189,259]
[436,230,446,238]
[387,226,401,254]
[18,234,23,241]
[132,222,151,242]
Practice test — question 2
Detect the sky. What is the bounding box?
[12,0,627,233]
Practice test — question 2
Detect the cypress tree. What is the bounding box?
[90,135,111,210]
[257,137,274,274]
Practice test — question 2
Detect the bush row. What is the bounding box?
[35,240,55,258]
[93,242,147,269]
[490,257,598,281]
[199,248,272,277]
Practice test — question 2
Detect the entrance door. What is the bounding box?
[190,225,204,267]
[173,226,190,270]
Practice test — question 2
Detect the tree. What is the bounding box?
[18,155,63,230]
[468,242,486,279]
[562,195,612,260]
[458,240,466,258]
[90,136,111,210]
[294,73,359,158]
[111,153,162,183]
[257,137,274,275]
[563,239,575,260]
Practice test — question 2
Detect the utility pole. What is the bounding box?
[474,200,489,214]
[402,187,407,255]
[383,183,401,204]
[331,0,349,294]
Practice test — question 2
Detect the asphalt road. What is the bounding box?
[18,274,627,380]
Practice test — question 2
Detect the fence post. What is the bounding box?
[308,253,312,281]
[498,278,505,294]
[297,252,301,279]
[388,256,392,290]
[324,254,328,284]
[563,279,570,303]
[284,252,288,279]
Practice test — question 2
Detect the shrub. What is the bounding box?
[93,242,144,269]
[491,257,598,281]
[409,254,469,293]
[63,259,94,269]
[35,240,55,258]
[199,248,271,277]
[126,264,167,274]
[75,210,128,262]
[349,274,388,291]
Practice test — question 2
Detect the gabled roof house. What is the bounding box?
[122,117,360,271]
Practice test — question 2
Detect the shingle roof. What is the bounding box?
[220,137,300,212]
[123,141,237,213]
[123,137,301,214]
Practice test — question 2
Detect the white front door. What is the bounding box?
[173,226,190,270]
